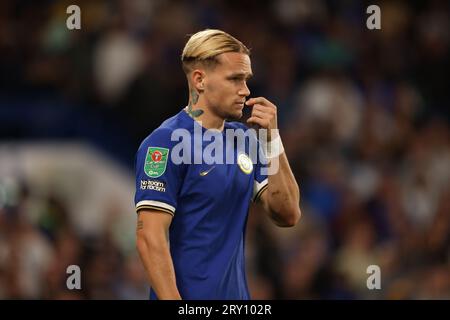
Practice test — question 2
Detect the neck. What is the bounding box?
[185,89,225,131]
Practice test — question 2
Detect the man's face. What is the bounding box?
[202,52,252,120]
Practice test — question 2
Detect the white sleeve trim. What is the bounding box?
[136,200,176,213]
[253,178,268,202]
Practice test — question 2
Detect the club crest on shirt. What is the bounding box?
[144,147,169,178]
[238,153,253,175]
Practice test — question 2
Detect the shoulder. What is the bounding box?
[138,127,172,151]
[137,111,189,153]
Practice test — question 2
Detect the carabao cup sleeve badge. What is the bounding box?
[144,147,169,178]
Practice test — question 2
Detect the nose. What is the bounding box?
[238,82,250,97]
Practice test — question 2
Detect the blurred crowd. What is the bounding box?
[0,0,449,299]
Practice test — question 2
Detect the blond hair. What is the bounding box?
[181,29,250,74]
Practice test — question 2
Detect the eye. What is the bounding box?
[231,77,247,85]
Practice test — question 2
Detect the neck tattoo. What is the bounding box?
[186,88,204,118]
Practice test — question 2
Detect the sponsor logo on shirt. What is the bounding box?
[199,166,216,176]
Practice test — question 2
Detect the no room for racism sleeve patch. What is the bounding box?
[144,147,169,178]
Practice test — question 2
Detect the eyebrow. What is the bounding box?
[228,73,253,80]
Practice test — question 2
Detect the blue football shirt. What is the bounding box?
[134,109,268,300]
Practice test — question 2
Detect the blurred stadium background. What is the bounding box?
[0,0,449,299]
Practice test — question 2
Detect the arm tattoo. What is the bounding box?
[137,220,143,230]
[187,88,204,118]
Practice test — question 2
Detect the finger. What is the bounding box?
[247,116,269,128]
[245,97,270,107]
[252,104,276,114]
[250,109,269,120]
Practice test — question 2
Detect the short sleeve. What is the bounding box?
[134,128,184,216]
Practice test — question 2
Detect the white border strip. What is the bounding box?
[253,178,268,201]
[136,200,175,213]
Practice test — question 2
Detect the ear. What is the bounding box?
[190,69,206,92]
